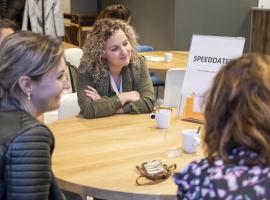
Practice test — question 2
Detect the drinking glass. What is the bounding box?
[162,130,181,158]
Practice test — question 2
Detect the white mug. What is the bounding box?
[182,129,200,153]
[164,52,173,63]
[150,108,172,129]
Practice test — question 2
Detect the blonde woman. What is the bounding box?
[0,31,69,199]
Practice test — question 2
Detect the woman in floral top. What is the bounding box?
[174,53,270,200]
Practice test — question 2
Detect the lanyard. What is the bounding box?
[109,73,122,94]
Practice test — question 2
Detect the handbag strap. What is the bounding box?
[136,175,167,186]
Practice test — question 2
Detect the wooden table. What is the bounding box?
[140,51,189,70]
[49,112,203,200]
[60,47,188,71]
[63,41,78,49]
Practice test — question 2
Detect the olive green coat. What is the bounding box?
[77,56,155,119]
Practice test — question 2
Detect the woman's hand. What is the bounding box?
[84,86,101,101]
[115,108,124,114]
[117,91,140,105]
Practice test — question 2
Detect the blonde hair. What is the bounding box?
[80,18,139,83]
[0,31,63,108]
[204,53,270,165]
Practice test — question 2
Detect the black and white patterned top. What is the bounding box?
[173,147,270,200]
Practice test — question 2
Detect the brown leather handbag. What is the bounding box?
[136,160,176,185]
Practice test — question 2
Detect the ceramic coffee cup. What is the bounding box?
[181,129,200,153]
[150,108,172,129]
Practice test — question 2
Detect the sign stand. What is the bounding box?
[178,35,245,123]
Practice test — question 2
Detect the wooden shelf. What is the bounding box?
[250,8,270,54]
[64,13,97,47]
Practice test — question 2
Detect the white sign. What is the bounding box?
[178,35,245,120]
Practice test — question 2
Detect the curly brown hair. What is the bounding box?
[80,18,139,83]
[204,53,270,165]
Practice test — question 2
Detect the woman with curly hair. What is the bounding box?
[174,53,270,199]
[77,18,155,119]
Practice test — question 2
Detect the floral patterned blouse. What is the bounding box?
[173,147,270,200]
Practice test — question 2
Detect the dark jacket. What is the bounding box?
[77,56,155,119]
[0,99,65,200]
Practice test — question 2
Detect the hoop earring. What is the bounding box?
[27,92,31,101]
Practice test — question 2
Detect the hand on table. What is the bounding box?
[115,108,124,114]
[117,91,140,105]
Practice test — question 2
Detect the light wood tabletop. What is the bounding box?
[63,41,79,49]
[140,51,189,70]
[49,112,203,200]
[61,46,188,71]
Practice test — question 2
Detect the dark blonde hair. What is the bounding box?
[96,4,131,22]
[80,18,139,83]
[0,31,63,108]
[204,53,270,165]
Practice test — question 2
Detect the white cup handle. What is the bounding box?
[150,113,156,120]
[192,136,200,146]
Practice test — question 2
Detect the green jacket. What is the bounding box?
[77,56,155,119]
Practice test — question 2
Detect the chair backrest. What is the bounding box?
[64,48,83,68]
[67,63,78,92]
[58,93,80,120]
[64,48,83,93]
[136,45,154,52]
[163,68,186,108]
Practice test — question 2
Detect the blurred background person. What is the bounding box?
[174,54,270,199]
[0,0,25,27]
[77,18,154,119]
[96,4,131,23]
[0,18,17,43]
[0,31,69,199]
[22,0,64,38]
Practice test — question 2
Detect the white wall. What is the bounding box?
[63,0,259,52]
[258,0,270,8]
[101,0,175,50]
[174,0,258,52]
